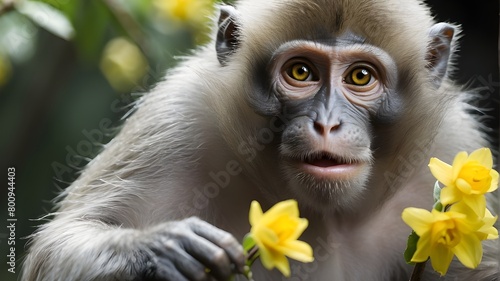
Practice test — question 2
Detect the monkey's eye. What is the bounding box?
[286,63,314,81]
[344,67,374,86]
[279,59,319,95]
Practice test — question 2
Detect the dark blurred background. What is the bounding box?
[0,0,498,280]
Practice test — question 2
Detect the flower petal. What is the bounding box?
[478,224,499,240]
[468,148,493,169]
[271,251,291,277]
[258,244,275,270]
[279,240,314,262]
[429,158,453,186]
[411,232,432,262]
[451,152,468,181]
[258,241,290,276]
[249,201,263,227]
[440,186,462,206]
[477,209,499,240]
[402,208,434,236]
[456,178,472,194]
[260,200,299,226]
[429,245,454,276]
[255,225,279,248]
[453,234,482,269]
[462,195,486,218]
[286,218,309,241]
[488,170,499,192]
[449,201,477,221]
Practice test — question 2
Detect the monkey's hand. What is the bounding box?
[143,217,246,281]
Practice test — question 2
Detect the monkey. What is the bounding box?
[22,0,498,280]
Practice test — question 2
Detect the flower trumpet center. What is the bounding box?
[267,215,298,242]
[457,162,492,194]
[434,220,460,248]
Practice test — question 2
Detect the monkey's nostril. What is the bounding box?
[329,123,340,132]
[313,122,324,135]
[313,121,340,136]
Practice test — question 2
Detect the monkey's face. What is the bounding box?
[261,38,400,210]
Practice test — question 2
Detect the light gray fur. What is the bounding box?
[22,0,498,280]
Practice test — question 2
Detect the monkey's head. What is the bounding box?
[213,0,456,212]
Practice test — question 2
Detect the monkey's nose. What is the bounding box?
[313,121,340,137]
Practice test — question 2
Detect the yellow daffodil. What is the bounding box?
[429,148,499,216]
[249,200,314,276]
[402,207,485,276]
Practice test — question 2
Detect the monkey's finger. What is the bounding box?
[183,233,234,281]
[188,219,245,273]
[151,257,189,281]
[171,250,211,281]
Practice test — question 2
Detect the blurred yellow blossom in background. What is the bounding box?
[0,52,12,87]
[154,0,214,26]
[99,37,148,93]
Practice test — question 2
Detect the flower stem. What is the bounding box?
[246,246,259,264]
[409,261,427,281]
[242,246,259,281]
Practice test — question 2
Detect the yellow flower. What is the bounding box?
[402,207,485,276]
[249,200,314,276]
[429,148,499,216]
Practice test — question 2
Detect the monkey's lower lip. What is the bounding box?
[298,153,364,178]
[300,162,363,179]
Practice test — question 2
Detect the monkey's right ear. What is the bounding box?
[426,23,456,87]
[216,5,241,65]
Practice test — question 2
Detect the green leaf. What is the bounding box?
[433,201,443,212]
[17,1,75,40]
[242,233,256,252]
[404,231,420,265]
[433,180,441,203]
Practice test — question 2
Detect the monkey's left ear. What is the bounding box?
[216,5,241,65]
[426,23,456,86]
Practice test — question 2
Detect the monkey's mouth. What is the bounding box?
[298,152,364,179]
[305,152,353,167]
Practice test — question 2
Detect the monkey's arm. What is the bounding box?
[22,83,246,280]
[22,214,245,281]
